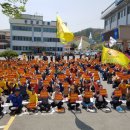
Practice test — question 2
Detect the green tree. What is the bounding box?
[0,0,28,18]
[70,43,77,50]
[0,49,18,60]
[94,43,104,51]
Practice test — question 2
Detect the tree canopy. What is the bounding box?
[0,0,28,18]
[70,43,78,50]
[0,49,18,60]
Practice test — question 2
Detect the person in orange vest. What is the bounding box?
[118,80,127,100]
[39,87,51,112]
[81,87,94,111]
[94,89,108,109]
[110,88,122,110]
[67,86,80,110]
[51,86,63,109]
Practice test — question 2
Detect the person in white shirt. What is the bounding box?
[51,86,63,109]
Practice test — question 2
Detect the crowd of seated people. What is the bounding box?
[0,55,130,116]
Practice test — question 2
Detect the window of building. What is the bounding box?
[36,21,39,24]
[13,46,16,50]
[12,26,32,31]
[1,35,5,40]
[34,27,41,32]
[56,38,59,42]
[13,46,22,50]
[19,46,22,50]
[120,10,123,18]
[31,20,33,24]
[47,22,50,25]
[43,28,56,33]
[105,20,108,26]
[111,15,116,23]
[46,47,49,51]
[124,9,126,16]
[23,46,26,50]
[127,6,130,14]
[25,20,27,24]
[57,47,63,51]
[12,36,32,41]
[43,37,59,42]
[26,46,28,50]
[118,12,120,19]
[42,21,45,25]
[34,37,41,42]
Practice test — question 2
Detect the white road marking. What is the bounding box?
[0,126,5,129]
[18,111,55,116]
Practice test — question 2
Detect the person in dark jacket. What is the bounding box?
[94,91,108,109]
[34,64,39,74]
[7,88,23,115]
[110,88,122,109]
[102,69,107,81]
[107,71,112,84]
[67,54,69,61]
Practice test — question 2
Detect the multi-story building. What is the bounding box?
[101,0,130,51]
[10,14,64,54]
[0,29,10,50]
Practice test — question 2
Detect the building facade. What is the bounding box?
[101,0,130,51]
[0,29,10,50]
[10,14,64,54]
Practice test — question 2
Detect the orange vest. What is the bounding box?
[84,91,93,98]
[55,93,63,100]
[40,91,49,98]
[114,90,122,97]
[27,103,36,109]
[99,89,107,96]
[69,93,79,103]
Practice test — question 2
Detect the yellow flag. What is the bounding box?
[57,16,74,44]
[102,46,130,67]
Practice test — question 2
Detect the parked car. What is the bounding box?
[74,51,84,55]
[74,51,80,55]
[85,51,97,56]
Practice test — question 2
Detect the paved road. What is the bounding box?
[1,78,130,130]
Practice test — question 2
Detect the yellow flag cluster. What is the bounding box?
[102,46,130,67]
[57,16,74,44]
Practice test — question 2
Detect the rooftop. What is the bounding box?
[101,0,129,19]
[0,29,10,32]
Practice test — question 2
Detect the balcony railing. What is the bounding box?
[101,2,116,19]
[101,0,130,19]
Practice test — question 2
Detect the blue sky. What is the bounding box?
[0,0,114,32]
